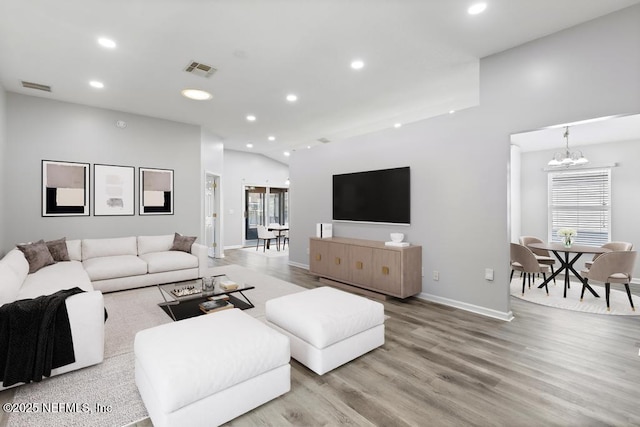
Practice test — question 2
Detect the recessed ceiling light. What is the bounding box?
[449,110,456,114]
[246,115,256,122]
[468,3,487,15]
[307,146,311,149]
[394,123,402,128]
[284,151,290,157]
[268,136,276,141]
[97,37,116,49]
[181,89,212,100]
[246,143,253,148]
[286,94,298,102]
[89,80,104,89]
[350,59,365,70]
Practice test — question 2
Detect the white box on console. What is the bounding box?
[316,223,333,238]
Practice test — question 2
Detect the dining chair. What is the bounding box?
[280,230,289,250]
[256,225,278,252]
[510,243,551,295]
[519,236,556,284]
[584,241,633,270]
[580,251,637,311]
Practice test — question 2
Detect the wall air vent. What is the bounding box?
[21,81,51,92]
[318,138,331,144]
[184,61,217,78]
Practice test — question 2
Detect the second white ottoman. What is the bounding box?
[265,286,385,375]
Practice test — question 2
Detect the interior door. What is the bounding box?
[204,174,219,257]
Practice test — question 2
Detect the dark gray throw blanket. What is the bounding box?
[0,287,84,387]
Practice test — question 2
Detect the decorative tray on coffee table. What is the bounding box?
[170,285,202,298]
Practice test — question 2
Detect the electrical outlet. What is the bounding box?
[422,267,424,277]
[306,247,310,255]
[433,270,439,281]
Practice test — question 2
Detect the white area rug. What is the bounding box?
[7,265,307,427]
[240,245,289,258]
[510,277,639,316]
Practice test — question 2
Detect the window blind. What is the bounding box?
[548,168,611,246]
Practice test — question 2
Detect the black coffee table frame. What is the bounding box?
[158,276,255,321]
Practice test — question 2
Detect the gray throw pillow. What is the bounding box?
[17,240,56,273]
[46,237,70,262]
[171,233,197,253]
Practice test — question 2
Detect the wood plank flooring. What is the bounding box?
[218,250,640,427]
[2,249,639,427]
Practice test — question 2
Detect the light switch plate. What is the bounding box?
[485,268,494,281]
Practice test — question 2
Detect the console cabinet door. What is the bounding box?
[327,242,349,280]
[349,245,373,284]
[371,249,401,294]
[309,239,330,276]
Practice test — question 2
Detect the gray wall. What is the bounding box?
[520,138,640,277]
[289,5,640,319]
[222,150,289,249]
[0,85,6,255]
[3,93,202,251]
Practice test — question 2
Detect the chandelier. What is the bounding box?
[548,126,588,167]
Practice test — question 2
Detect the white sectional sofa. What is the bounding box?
[0,247,105,391]
[0,233,208,390]
[80,234,208,293]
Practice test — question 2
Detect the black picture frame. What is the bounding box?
[41,160,90,217]
[139,167,174,215]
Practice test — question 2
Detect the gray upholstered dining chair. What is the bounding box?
[256,225,278,252]
[510,243,551,296]
[519,236,556,284]
[580,250,637,311]
[584,241,633,270]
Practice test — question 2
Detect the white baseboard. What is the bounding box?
[288,261,309,270]
[224,245,244,250]
[417,292,514,322]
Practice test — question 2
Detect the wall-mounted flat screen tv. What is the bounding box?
[333,166,410,224]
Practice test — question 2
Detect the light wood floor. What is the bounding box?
[3,250,640,427]
[217,250,640,427]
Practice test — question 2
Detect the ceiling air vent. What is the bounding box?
[21,81,51,92]
[184,61,217,78]
[317,137,331,144]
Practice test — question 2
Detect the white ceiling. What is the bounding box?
[1,0,639,164]
[511,113,640,152]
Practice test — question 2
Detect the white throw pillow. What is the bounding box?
[137,235,174,255]
[82,236,138,260]
[66,239,82,261]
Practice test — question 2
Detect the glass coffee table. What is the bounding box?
[158,274,255,321]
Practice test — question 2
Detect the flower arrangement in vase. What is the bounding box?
[557,228,577,248]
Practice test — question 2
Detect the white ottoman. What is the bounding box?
[134,309,290,427]
[265,286,385,375]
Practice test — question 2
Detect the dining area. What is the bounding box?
[510,231,637,314]
[255,223,289,252]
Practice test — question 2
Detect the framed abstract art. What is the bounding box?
[42,160,90,216]
[94,164,135,216]
[139,167,174,215]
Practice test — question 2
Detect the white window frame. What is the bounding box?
[547,168,611,246]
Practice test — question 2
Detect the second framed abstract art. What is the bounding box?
[94,164,135,216]
[139,167,174,215]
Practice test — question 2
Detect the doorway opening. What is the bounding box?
[244,185,289,243]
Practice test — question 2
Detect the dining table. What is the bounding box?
[267,224,289,250]
[527,242,611,298]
